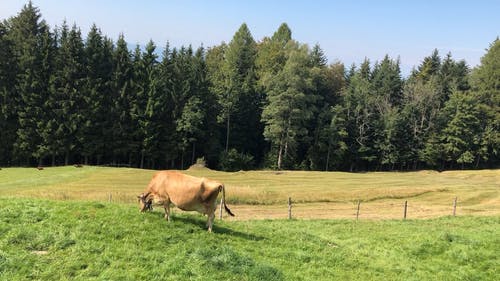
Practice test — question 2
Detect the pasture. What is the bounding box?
[0,167,499,280]
[0,166,498,219]
[0,199,499,280]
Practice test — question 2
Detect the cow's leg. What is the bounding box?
[207,211,215,232]
[163,199,171,221]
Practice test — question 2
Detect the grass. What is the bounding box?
[0,166,498,219]
[1,168,498,280]
[0,198,498,280]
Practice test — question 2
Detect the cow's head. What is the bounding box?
[137,192,153,212]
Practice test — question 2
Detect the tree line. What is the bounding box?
[0,3,498,171]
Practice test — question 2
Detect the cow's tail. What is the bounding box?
[221,185,235,217]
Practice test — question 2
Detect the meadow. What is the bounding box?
[0,166,499,280]
[0,199,498,280]
[0,166,498,220]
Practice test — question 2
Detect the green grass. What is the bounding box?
[0,198,498,280]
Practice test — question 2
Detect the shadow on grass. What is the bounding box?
[145,210,264,240]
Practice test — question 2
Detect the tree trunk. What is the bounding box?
[140,151,144,169]
[225,115,230,152]
[191,142,196,165]
[325,142,331,171]
[64,150,69,166]
[277,144,283,170]
[181,149,184,170]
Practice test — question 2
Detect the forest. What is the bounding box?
[0,2,498,171]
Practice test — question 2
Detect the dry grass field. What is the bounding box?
[0,166,498,220]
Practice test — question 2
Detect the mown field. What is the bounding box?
[0,199,498,280]
[0,166,498,219]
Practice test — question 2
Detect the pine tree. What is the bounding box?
[400,77,441,169]
[49,23,85,165]
[0,21,18,165]
[306,47,346,170]
[111,34,134,164]
[417,49,441,81]
[439,91,482,168]
[342,59,378,171]
[370,55,403,169]
[8,2,52,165]
[216,23,259,158]
[81,24,110,165]
[470,38,500,167]
[176,46,211,167]
[137,40,161,168]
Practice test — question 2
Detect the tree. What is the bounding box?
[306,53,346,170]
[319,105,348,171]
[163,45,196,168]
[110,34,134,164]
[8,2,52,165]
[370,55,403,169]
[470,38,500,167]
[49,23,85,165]
[0,21,18,165]
[215,23,259,159]
[400,77,441,169]
[417,49,441,81]
[81,24,112,165]
[439,91,482,168]
[342,59,378,171]
[137,40,161,168]
[176,46,211,167]
[256,23,292,89]
[262,42,315,169]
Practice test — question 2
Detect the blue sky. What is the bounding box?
[1,0,499,75]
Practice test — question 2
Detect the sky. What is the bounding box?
[1,0,499,76]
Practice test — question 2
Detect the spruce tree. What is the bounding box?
[138,40,161,168]
[370,55,403,169]
[470,38,500,167]
[216,23,259,159]
[82,24,108,164]
[49,23,85,165]
[0,21,18,165]
[8,2,52,165]
[111,34,134,165]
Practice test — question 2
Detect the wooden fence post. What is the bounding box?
[356,200,361,220]
[108,193,112,203]
[453,197,457,216]
[403,200,408,220]
[288,197,292,219]
[219,197,224,220]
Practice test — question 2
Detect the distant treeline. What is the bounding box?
[0,2,498,171]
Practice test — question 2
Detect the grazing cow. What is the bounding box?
[138,171,234,232]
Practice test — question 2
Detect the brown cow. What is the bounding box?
[137,170,234,232]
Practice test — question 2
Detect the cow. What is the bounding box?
[137,170,234,232]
